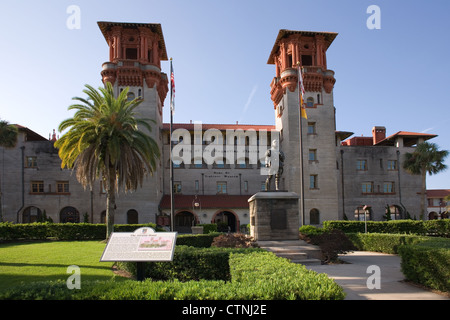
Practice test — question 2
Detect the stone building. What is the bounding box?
[0,22,438,231]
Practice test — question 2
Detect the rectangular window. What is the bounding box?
[26,156,37,168]
[217,182,227,194]
[383,182,395,193]
[125,48,138,60]
[387,160,398,170]
[173,181,182,194]
[309,175,318,189]
[31,181,44,193]
[57,181,69,193]
[356,160,368,171]
[301,55,313,66]
[195,180,199,192]
[362,182,373,193]
[309,149,317,161]
[307,122,316,135]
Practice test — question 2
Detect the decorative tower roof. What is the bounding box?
[97,21,169,105]
[267,29,338,107]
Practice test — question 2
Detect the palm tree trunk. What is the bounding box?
[106,167,116,239]
[420,168,426,220]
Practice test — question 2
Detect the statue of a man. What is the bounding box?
[265,139,285,191]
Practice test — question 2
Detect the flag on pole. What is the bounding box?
[298,66,307,119]
[170,59,175,113]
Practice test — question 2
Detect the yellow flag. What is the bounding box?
[298,66,307,119]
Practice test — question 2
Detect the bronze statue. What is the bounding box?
[265,139,285,191]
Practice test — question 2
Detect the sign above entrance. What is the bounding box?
[100,227,177,262]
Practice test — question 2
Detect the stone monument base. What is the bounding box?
[248,191,300,241]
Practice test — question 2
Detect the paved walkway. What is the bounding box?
[305,251,449,300]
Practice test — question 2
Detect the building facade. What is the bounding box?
[426,189,449,220]
[0,22,441,231]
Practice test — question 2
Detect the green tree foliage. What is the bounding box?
[54,83,160,238]
[403,142,448,219]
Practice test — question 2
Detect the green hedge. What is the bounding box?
[175,232,222,248]
[398,239,450,292]
[197,224,218,234]
[0,249,345,300]
[347,233,429,254]
[117,245,252,281]
[0,222,159,241]
[323,219,449,237]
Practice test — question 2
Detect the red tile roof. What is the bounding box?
[427,189,450,198]
[159,194,251,209]
[162,123,276,131]
[375,131,437,146]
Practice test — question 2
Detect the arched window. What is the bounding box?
[310,208,320,225]
[22,206,42,223]
[60,206,80,223]
[127,209,139,224]
[100,210,106,223]
[354,206,372,221]
[306,97,314,107]
[127,92,135,101]
[428,211,438,220]
[386,205,402,220]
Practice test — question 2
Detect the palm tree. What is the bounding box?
[0,120,18,222]
[403,142,448,220]
[54,83,160,239]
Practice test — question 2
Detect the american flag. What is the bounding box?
[170,59,175,112]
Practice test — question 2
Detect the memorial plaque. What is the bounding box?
[100,227,177,262]
[270,208,287,230]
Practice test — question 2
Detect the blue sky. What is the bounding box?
[1,0,450,189]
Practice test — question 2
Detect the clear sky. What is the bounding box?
[1,0,449,189]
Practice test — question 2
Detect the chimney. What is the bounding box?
[372,126,386,145]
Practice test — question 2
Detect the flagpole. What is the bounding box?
[297,62,305,226]
[169,58,175,232]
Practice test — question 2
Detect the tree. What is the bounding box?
[54,83,160,239]
[0,120,18,222]
[403,142,448,220]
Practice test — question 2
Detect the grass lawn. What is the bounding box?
[0,240,126,293]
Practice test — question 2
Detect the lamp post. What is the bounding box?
[363,205,369,233]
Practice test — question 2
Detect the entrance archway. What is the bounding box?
[213,211,238,232]
[174,211,196,233]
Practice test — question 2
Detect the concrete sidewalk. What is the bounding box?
[305,251,449,300]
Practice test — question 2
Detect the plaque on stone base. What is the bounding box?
[248,191,300,241]
[100,227,177,262]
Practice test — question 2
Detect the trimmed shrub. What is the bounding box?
[398,238,450,292]
[48,223,105,240]
[0,222,159,241]
[211,233,258,248]
[198,224,218,234]
[299,225,324,237]
[117,246,255,281]
[1,250,345,300]
[0,222,49,240]
[323,219,449,237]
[347,233,428,254]
[306,229,356,263]
[229,251,345,300]
[175,232,222,248]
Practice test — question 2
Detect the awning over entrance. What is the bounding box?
[159,194,251,210]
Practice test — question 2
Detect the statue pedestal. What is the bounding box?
[248,191,300,241]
